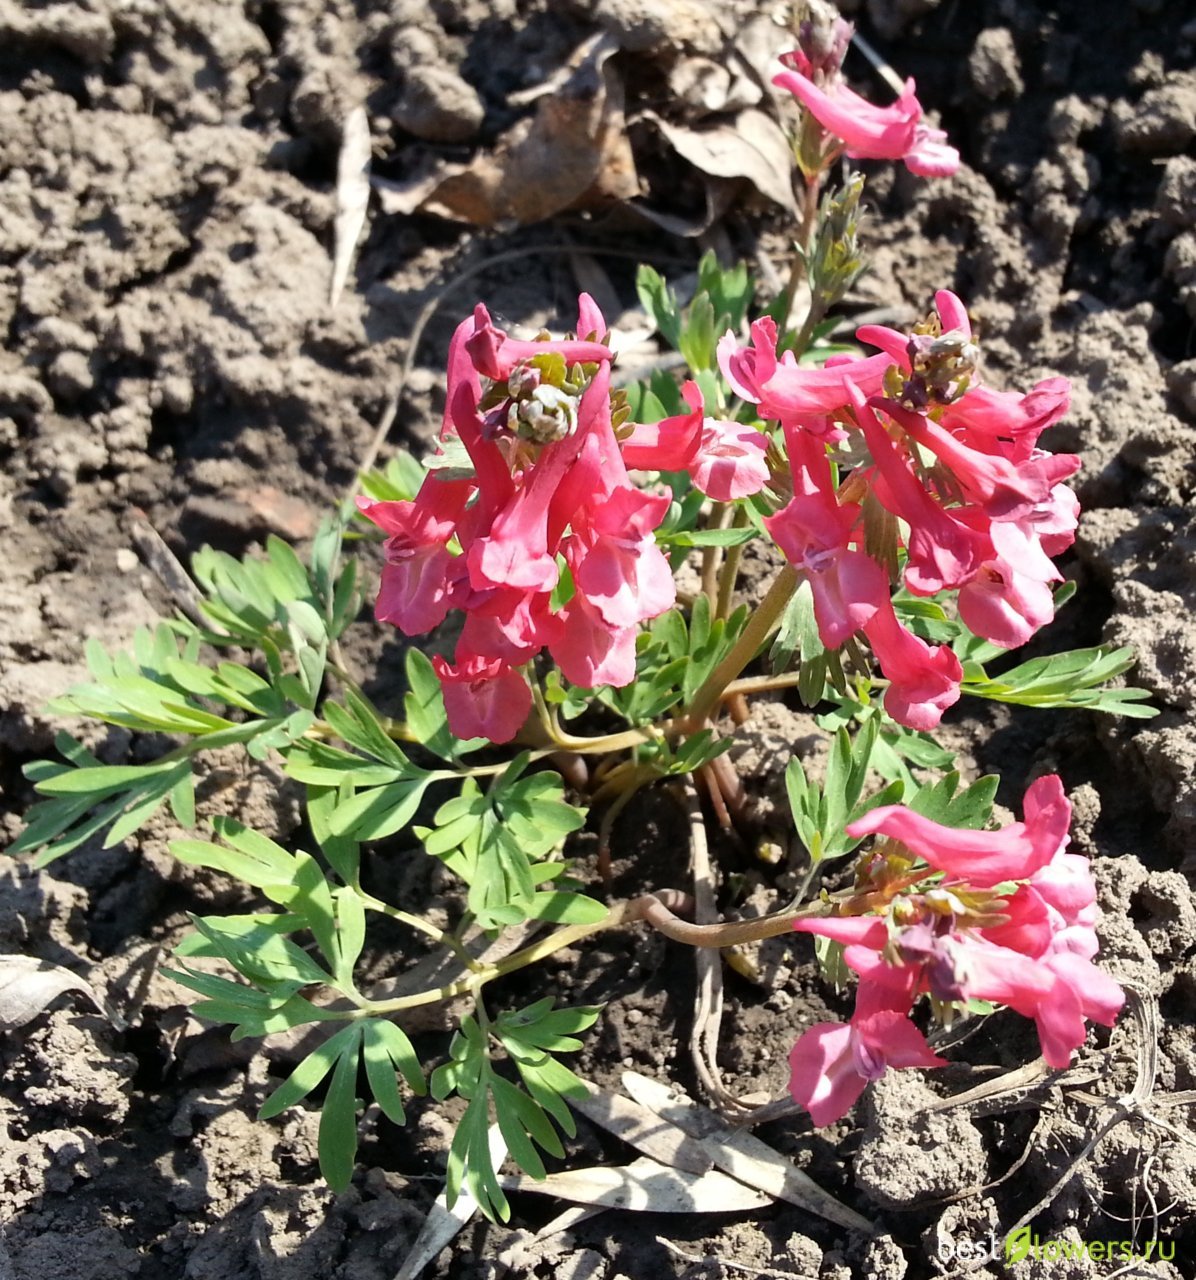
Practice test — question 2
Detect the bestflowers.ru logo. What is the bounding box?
[1005,1226,1175,1264]
[937,1227,1175,1266]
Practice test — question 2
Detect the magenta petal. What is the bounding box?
[433,656,531,744]
[846,775,1071,887]
[788,1023,867,1126]
[792,916,888,947]
[853,1011,946,1071]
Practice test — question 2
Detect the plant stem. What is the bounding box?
[358,891,485,971]
[779,174,823,332]
[683,563,800,729]
[700,503,732,608]
[714,507,751,621]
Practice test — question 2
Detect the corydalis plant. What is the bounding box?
[10,2,1151,1224]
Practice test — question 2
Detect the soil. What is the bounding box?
[2,1,1196,1278]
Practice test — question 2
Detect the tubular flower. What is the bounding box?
[621,380,770,501]
[739,286,1079,725]
[358,294,679,742]
[431,655,531,745]
[773,66,960,178]
[788,777,1124,1124]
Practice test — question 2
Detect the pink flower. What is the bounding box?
[850,388,992,593]
[773,70,959,177]
[940,377,1071,462]
[548,590,638,688]
[621,381,771,501]
[717,316,890,428]
[431,655,531,744]
[789,1011,946,1126]
[573,486,675,629]
[879,399,1080,522]
[358,482,471,635]
[846,774,1072,888]
[958,562,1056,649]
[764,429,888,646]
[861,598,963,731]
[463,301,612,381]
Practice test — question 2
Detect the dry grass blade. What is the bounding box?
[329,106,372,309]
[944,988,1184,1277]
[129,514,209,627]
[622,1071,871,1234]
[569,1081,714,1175]
[532,1205,606,1241]
[392,1124,507,1280]
[926,1059,1100,1116]
[497,1155,771,1213]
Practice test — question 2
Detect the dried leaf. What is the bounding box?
[330,106,372,308]
[0,955,112,1030]
[377,34,638,228]
[622,1072,871,1233]
[645,109,798,214]
[569,1081,713,1175]
[392,1124,508,1280]
[372,154,470,217]
[499,1155,771,1213]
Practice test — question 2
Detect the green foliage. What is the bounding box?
[11,732,196,867]
[961,644,1157,717]
[357,450,428,504]
[785,718,902,866]
[906,771,999,830]
[417,756,588,930]
[636,250,753,374]
[769,579,846,706]
[431,999,599,1220]
[598,596,750,727]
[253,1017,426,1193]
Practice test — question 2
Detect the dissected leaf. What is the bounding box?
[393,1125,508,1280]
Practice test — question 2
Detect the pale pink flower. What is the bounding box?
[861,597,963,731]
[573,486,676,630]
[764,429,888,646]
[717,316,889,428]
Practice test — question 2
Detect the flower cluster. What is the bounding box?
[359,296,770,743]
[788,775,1125,1126]
[721,291,1079,731]
[775,13,960,178]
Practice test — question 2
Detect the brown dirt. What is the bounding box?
[3,1,1196,1277]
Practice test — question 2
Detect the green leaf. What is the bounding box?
[185,914,331,988]
[908,772,999,830]
[961,644,1157,716]
[332,888,366,987]
[326,776,433,842]
[259,1023,362,1120]
[524,892,609,925]
[319,1033,362,1192]
[636,265,683,349]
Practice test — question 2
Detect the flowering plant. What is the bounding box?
[11,4,1151,1224]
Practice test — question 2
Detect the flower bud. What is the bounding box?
[510,383,579,444]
